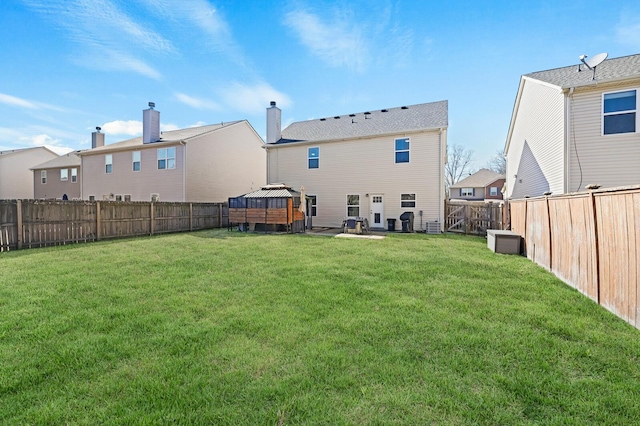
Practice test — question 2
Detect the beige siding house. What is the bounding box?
[79,105,265,202]
[450,169,505,201]
[505,53,640,199]
[0,146,58,199]
[265,101,448,231]
[31,151,82,199]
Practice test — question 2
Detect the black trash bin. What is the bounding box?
[399,211,414,232]
[387,218,396,232]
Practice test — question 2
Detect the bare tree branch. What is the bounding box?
[445,144,475,192]
[485,148,506,174]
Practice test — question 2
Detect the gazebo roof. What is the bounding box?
[242,184,301,199]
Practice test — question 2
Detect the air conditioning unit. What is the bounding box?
[425,221,440,234]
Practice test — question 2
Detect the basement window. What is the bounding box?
[603,90,637,135]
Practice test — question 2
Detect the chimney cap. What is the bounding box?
[270,101,276,106]
[96,126,101,132]
[148,101,155,109]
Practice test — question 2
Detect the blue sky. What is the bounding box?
[2,0,640,168]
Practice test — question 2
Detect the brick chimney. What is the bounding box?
[91,126,104,148]
[266,101,281,144]
[143,102,160,144]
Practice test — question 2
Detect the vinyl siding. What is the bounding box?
[33,167,81,199]
[185,121,265,202]
[81,144,185,201]
[506,79,565,199]
[0,148,58,199]
[568,79,640,191]
[267,130,445,229]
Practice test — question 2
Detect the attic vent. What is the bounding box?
[381,109,388,112]
[320,118,326,121]
[334,116,340,119]
[401,106,408,109]
[349,114,356,117]
[364,112,371,115]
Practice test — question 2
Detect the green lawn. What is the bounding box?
[1,230,639,425]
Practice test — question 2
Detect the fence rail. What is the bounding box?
[444,200,503,235]
[510,185,640,330]
[0,200,228,251]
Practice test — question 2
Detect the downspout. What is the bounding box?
[440,127,447,231]
[565,87,575,194]
[180,141,186,202]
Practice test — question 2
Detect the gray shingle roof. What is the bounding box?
[82,121,243,154]
[31,151,82,170]
[277,100,448,144]
[525,53,640,88]
[450,168,505,189]
[243,185,301,198]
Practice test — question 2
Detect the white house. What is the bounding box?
[78,104,266,203]
[505,53,640,199]
[264,100,448,231]
[0,146,58,199]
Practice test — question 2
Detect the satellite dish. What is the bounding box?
[578,52,608,80]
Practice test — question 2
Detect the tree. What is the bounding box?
[445,144,475,192]
[486,148,506,175]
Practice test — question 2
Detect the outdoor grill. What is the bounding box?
[399,211,414,232]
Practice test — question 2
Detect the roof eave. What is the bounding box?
[560,73,640,90]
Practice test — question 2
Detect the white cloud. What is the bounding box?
[0,93,38,109]
[219,82,292,115]
[175,93,221,110]
[284,9,367,71]
[161,123,179,132]
[102,120,142,136]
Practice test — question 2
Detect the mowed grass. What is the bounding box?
[1,230,639,425]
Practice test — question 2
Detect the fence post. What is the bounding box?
[16,200,23,250]
[150,202,155,236]
[546,195,553,271]
[189,203,193,232]
[218,203,222,228]
[589,190,601,304]
[96,201,101,241]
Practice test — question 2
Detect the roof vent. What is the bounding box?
[401,106,408,109]
[364,112,371,119]
[349,114,356,117]
[381,109,388,112]
[364,111,371,115]
[334,116,340,119]
[320,118,326,121]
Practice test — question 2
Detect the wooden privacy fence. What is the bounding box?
[510,185,640,330]
[445,200,503,235]
[0,200,228,251]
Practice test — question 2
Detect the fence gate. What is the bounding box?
[445,201,502,235]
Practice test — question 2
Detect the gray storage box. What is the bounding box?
[487,230,521,254]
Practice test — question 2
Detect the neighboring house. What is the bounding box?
[449,168,505,201]
[0,146,59,199]
[505,53,640,199]
[264,100,448,231]
[31,151,82,200]
[78,104,265,202]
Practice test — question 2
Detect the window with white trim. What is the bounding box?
[132,151,141,171]
[158,147,176,170]
[41,170,47,184]
[60,168,68,181]
[71,168,77,183]
[347,194,360,217]
[395,138,410,163]
[308,147,319,169]
[401,193,416,207]
[603,89,637,135]
[461,188,474,197]
[489,187,498,196]
[105,154,112,174]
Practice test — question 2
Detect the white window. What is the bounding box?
[89,195,95,201]
[115,194,122,202]
[401,193,416,207]
[603,89,637,135]
[308,147,319,169]
[158,147,176,170]
[124,195,131,202]
[41,170,47,184]
[105,154,112,174]
[489,187,498,196]
[347,194,360,217]
[461,188,474,197]
[395,138,410,163]
[60,168,68,181]
[132,151,141,171]
[71,168,77,183]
